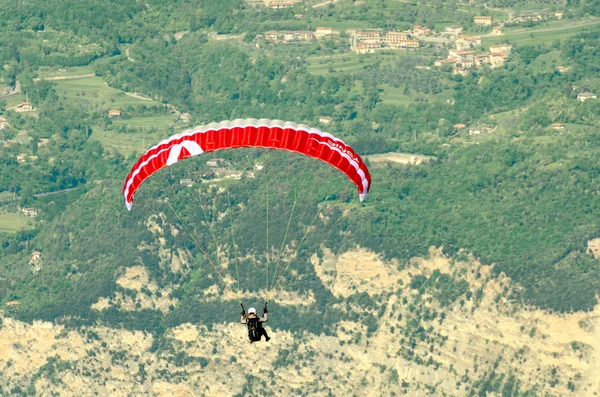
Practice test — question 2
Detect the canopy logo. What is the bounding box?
[312,138,360,164]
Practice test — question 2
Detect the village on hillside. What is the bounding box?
[251,1,569,74]
[261,20,513,72]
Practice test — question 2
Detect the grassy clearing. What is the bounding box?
[512,1,560,12]
[469,120,599,147]
[98,116,178,154]
[91,128,172,155]
[306,50,412,75]
[380,85,415,105]
[0,211,31,233]
[4,93,27,107]
[111,115,177,129]
[483,20,600,46]
[380,84,454,105]
[0,191,16,199]
[36,66,95,79]
[526,18,595,29]
[49,72,183,154]
[484,28,572,46]
[559,123,600,143]
[308,56,374,75]
[490,107,526,123]
[54,76,161,110]
[528,49,562,73]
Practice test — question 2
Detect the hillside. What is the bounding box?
[2,0,600,395]
[1,247,599,396]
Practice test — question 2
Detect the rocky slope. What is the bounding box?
[1,247,599,396]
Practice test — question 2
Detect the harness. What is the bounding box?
[246,316,262,340]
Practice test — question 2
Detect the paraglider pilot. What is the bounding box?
[240,302,270,343]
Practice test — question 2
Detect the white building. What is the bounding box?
[319,116,333,125]
[206,158,226,167]
[577,92,597,102]
[315,27,333,38]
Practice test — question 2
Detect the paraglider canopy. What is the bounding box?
[123,119,371,210]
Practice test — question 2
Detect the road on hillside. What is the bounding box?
[313,0,339,8]
[3,186,83,203]
[125,92,153,101]
[33,187,81,198]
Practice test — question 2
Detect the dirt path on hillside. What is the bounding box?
[34,73,96,81]
[124,92,153,101]
[313,0,339,8]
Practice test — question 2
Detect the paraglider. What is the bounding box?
[240,302,270,343]
[123,119,372,342]
[123,119,371,210]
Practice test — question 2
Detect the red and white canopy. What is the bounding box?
[123,119,371,210]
